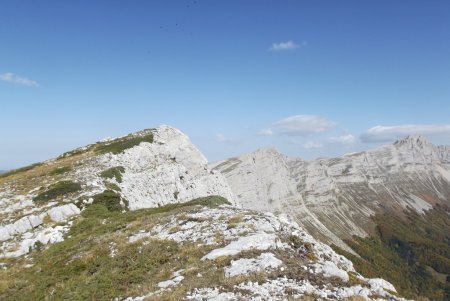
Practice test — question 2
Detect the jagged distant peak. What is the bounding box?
[393,134,432,148]
[253,147,283,156]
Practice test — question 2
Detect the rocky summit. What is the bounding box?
[0,125,447,300]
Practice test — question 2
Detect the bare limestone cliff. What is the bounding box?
[211,136,450,250]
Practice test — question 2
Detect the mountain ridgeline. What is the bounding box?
[212,135,450,300]
[0,126,449,300]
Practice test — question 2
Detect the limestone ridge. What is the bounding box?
[0,125,235,257]
[211,136,450,249]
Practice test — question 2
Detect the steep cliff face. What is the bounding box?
[211,136,450,249]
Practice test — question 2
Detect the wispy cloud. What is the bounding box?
[215,133,240,146]
[291,133,355,150]
[0,72,38,87]
[361,124,450,142]
[302,141,324,149]
[260,115,336,137]
[269,40,305,51]
[328,134,356,145]
[257,128,274,136]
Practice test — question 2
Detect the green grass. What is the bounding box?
[79,195,229,222]
[105,182,121,191]
[0,163,43,179]
[33,181,82,203]
[100,166,125,183]
[95,133,153,155]
[182,195,230,207]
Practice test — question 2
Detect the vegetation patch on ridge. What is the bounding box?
[0,163,43,180]
[33,181,82,203]
[100,166,125,183]
[95,133,153,155]
[91,190,128,212]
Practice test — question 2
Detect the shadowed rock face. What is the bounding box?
[211,135,450,250]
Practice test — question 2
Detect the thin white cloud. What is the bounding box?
[0,72,38,87]
[269,40,304,51]
[215,133,240,146]
[257,128,274,136]
[264,115,336,136]
[292,133,355,149]
[328,134,356,145]
[303,141,324,149]
[361,124,450,142]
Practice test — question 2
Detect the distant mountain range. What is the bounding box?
[212,135,450,299]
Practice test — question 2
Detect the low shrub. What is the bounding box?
[92,190,126,212]
[81,204,112,219]
[100,166,125,183]
[95,133,153,155]
[33,181,82,203]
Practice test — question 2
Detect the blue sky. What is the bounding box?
[1,0,450,169]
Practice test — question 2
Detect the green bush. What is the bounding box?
[57,146,94,159]
[185,195,231,207]
[95,133,153,155]
[92,190,126,212]
[81,204,112,219]
[33,181,82,203]
[100,166,125,183]
[105,182,121,191]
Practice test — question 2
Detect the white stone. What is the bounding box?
[202,233,281,260]
[44,203,80,222]
[225,252,283,277]
[312,261,349,282]
[368,278,397,293]
[0,214,43,242]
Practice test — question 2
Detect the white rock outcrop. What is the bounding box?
[42,203,81,222]
[139,205,406,301]
[202,233,282,260]
[90,125,236,210]
[0,214,42,242]
[225,252,283,277]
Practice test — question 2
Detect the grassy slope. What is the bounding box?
[333,205,450,301]
[0,196,232,300]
